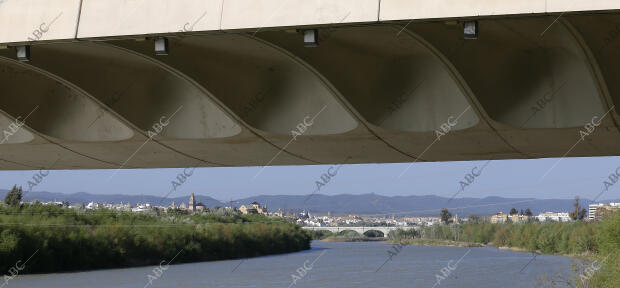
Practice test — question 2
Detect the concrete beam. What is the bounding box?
[220,0,379,30]
[380,0,546,21]
[380,0,620,21]
[547,0,620,13]
[2,0,620,45]
[77,0,223,39]
[0,0,80,43]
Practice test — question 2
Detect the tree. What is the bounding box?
[468,214,483,224]
[569,196,587,220]
[4,185,22,206]
[509,208,518,215]
[525,208,533,217]
[440,208,452,224]
[520,209,524,216]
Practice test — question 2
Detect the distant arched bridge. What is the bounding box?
[302,226,418,237]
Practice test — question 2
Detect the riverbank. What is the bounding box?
[0,203,311,274]
[495,246,591,259]
[387,239,586,257]
[387,212,620,287]
[388,238,485,248]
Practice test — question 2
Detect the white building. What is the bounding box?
[536,212,571,222]
[41,201,64,206]
[297,218,323,227]
[86,202,101,209]
[589,203,604,220]
[131,203,151,213]
[589,202,620,220]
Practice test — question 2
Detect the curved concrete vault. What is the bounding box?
[1,11,620,169]
[259,25,522,161]
[408,17,620,158]
[3,41,331,167]
[0,47,225,169]
[0,57,130,169]
[116,35,422,164]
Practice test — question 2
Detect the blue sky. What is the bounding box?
[0,156,618,202]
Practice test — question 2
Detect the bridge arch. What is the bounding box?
[363,230,385,238]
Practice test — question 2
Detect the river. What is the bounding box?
[8,241,573,288]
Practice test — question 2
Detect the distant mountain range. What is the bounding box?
[1,189,616,217]
[240,194,618,217]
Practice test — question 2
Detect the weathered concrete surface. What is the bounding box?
[1,2,620,169]
[77,0,223,39]
[0,0,80,44]
[220,0,379,30]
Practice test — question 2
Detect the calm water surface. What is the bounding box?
[10,241,573,287]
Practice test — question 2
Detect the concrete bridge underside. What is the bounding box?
[2,1,620,170]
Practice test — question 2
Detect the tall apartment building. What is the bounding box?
[589,203,620,221]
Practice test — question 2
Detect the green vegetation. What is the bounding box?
[3,186,22,206]
[440,208,452,224]
[393,221,597,255]
[578,212,620,287]
[337,230,361,238]
[388,228,482,247]
[305,229,334,240]
[321,229,386,242]
[0,203,310,274]
[388,228,419,240]
[569,196,588,221]
[391,238,484,248]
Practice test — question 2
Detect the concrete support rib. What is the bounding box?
[560,18,620,155]
[260,26,518,162]
[12,43,238,169]
[0,110,50,170]
[0,58,132,170]
[116,35,411,164]
[255,33,422,163]
[107,40,322,166]
[401,28,526,160]
[408,17,619,158]
[566,15,620,126]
